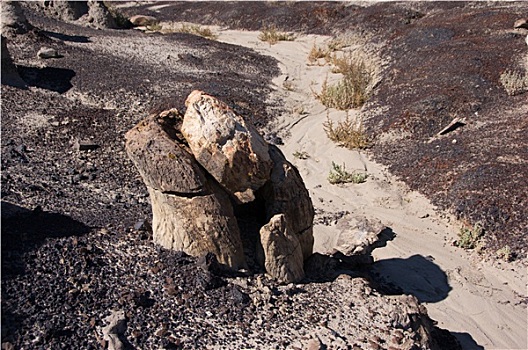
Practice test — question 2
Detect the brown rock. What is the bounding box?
[182,90,273,203]
[125,111,246,269]
[259,214,305,283]
[260,145,314,260]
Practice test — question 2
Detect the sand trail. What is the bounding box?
[216,29,527,350]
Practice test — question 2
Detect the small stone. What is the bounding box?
[129,15,159,27]
[514,18,528,29]
[37,47,60,59]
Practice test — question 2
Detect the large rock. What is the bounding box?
[84,0,117,29]
[330,215,386,256]
[182,90,273,203]
[259,145,314,260]
[1,36,26,88]
[259,214,305,283]
[1,1,31,36]
[125,111,246,270]
[126,92,314,282]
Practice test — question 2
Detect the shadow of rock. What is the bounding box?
[18,66,75,93]
[42,30,91,43]
[450,332,484,350]
[1,201,91,277]
[369,254,452,303]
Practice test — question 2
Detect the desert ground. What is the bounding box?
[2,1,527,350]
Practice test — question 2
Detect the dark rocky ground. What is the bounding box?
[2,1,527,349]
[118,0,528,257]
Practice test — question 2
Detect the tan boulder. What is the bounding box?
[129,15,159,27]
[259,214,305,283]
[182,90,273,203]
[125,111,246,270]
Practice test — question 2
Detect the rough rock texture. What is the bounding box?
[125,112,246,270]
[1,36,26,88]
[28,0,116,29]
[84,0,117,29]
[259,214,305,283]
[129,14,158,27]
[331,215,387,256]
[127,92,313,282]
[182,90,273,203]
[0,0,31,36]
[101,310,127,350]
[260,145,315,260]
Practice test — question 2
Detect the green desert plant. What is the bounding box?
[328,162,368,184]
[292,151,309,160]
[258,25,295,45]
[496,245,512,262]
[323,114,369,150]
[455,223,484,249]
[314,71,369,110]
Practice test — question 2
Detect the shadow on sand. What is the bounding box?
[1,201,91,277]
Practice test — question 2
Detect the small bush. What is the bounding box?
[258,25,295,45]
[292,151,309,160]
[147,23,163,32]
[496,245,512,262]
[328,162,368,185]
[308,42,331,65]
[500,69,528,96]
[175,24,218,40]
[323,114,369,150]
[455,223,484,249]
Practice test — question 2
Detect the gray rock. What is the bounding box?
[84,0,117,29]
[37,47,60,59]
[1,1,31,36]
[1,36,26,88]
[101,310,127,350]
[331,215,386,256]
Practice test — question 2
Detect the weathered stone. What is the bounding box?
[84,0,117,29]
[331,215,386,256]
[514,18,528,30]
[1,36,26,88]
[259,214,304,283]
[37,47,60,59]
[182,90,273,203]
[1,1,31,36]
[102,310,127,350]
[129,15,159,27]
[260,145,314,260]
[125,112,246,270]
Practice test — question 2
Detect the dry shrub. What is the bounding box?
[169,24,218,40]
[323,114,369,150]
[314,52,374,109]
[500,69,528,96]
[258,25,295,45]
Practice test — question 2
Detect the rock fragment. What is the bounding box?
[37,47,61,59]
[514,18,528,29]
[101,310,127,350]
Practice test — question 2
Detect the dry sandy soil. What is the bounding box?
[2,2,527,350]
